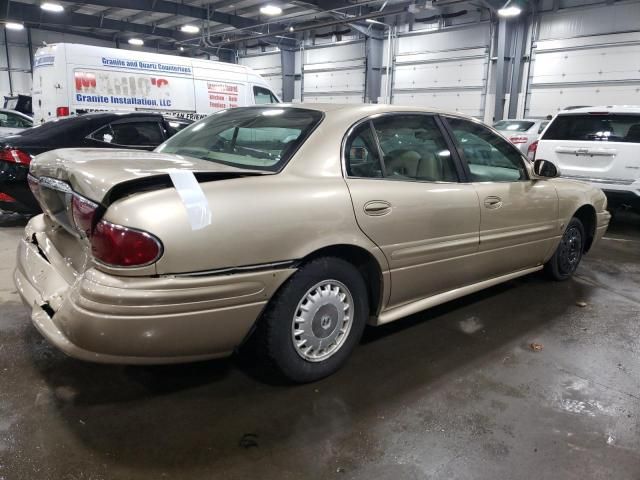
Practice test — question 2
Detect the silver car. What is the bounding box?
[493,119,549,155]
[0,109,33,137]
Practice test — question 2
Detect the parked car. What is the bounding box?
[534,105,640,212]
[0,108,33,137]
[0,112,191,213]
[493,118,549,154]
[16,104,610,383]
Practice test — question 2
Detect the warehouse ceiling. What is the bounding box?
[0,0,510,55]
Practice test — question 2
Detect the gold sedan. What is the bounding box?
[15,104,610,382]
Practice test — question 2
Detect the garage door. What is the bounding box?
[391,23,490,118]
[239,51,283,99]
[526,3,640,117]
[302,41,365,103]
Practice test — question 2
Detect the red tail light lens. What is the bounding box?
[72,194,99,237]
[91,220,162,267]
[509,136,528,144]
[56,106,70,117]
[527,140,538,161]
[0,192,16,202]
[0,148,32,165]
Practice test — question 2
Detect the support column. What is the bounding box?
[281,48,295,102]
[365,36,383,103]
[493,17,508,122]
[507,18,528,119]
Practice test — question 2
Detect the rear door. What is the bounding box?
[537,112,640,183]
[343,113,481,309]
[443,116,559,278]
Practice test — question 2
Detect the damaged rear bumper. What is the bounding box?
[14,214,296,364]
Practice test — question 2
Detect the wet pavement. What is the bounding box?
[1,211,639,479]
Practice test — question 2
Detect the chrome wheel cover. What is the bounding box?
[291,280,354,362]
[558,225,582,274]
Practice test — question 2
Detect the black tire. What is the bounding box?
[253,257,369,383]
[545,217,585,281]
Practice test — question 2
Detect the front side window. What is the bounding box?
[373,115,458,182]
[447,117,527,182]
[542,114,640,143]
[157,107,323,172]
[254,86,279,105]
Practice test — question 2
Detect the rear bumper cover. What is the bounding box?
[14,214,296,364]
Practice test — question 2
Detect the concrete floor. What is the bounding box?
[1,211,639,480]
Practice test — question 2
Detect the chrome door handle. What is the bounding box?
[484,196,503,209]
[364,200,392,216]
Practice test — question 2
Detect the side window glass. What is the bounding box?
[538,121,549,134]
[110,121,165,146]
[89,124,115,144]
[447,117,527,182]
[345,123,382,178]
[373,115,458,182]
[253,86,278,104]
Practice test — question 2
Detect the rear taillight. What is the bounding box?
[0,192,16,202]
[56,106,70,117]
[91,220,162,267]
[0,148,32,165]
[527,140,538,161]
[509,136,528,144]
[27,174,40,201]
[71,194,99,237]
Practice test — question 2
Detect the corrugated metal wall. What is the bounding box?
[525,1,640,117]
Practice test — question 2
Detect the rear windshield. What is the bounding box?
[493,120,535,132]
[542,114,640,143]
[156,107,323,172]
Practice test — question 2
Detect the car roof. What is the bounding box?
[558,105,640,115]
[259,103,478,119]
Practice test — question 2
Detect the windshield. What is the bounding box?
[156,107,323,172]
[493,120,535,132]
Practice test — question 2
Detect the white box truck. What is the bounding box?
[32,43,280,124]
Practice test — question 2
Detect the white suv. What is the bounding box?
[535,106,640,211]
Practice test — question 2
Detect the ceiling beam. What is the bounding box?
[4,1,205,42]
[62,0,273,30]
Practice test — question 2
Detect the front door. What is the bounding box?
[343,114,481,309]
[444,116,560,278]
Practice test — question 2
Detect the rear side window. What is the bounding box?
[493,120,535,132]
[254,86,279,105]
[543,114,640,143]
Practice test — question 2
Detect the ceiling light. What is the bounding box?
[179,46,185,51]
[288,26,294,32]
[5,22,24,30]
[41,2,64,12]
[128,38,144,45]
[498,5,521,16]
[180,25,199,33]
[260,5,282,15]
[365,18,385,26]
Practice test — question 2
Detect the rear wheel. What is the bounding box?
[545,217,585,280]
[254,257,368,383]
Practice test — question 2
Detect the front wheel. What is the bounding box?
[545,217,585,280]
[253,257,369,383]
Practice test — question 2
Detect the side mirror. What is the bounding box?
[533,159,560,178]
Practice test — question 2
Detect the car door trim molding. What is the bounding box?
[376,265,542,325]
[170,259,298,277]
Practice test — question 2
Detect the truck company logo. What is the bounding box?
[101,57,192,75]
[34,54,55,67]
[74,71,173,107]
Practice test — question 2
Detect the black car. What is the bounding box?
[0,112,192,214]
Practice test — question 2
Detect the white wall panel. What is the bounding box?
[302,41,365,102]
[239,52,283,98]
[526,3,640,117]
[391,23,490,118]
